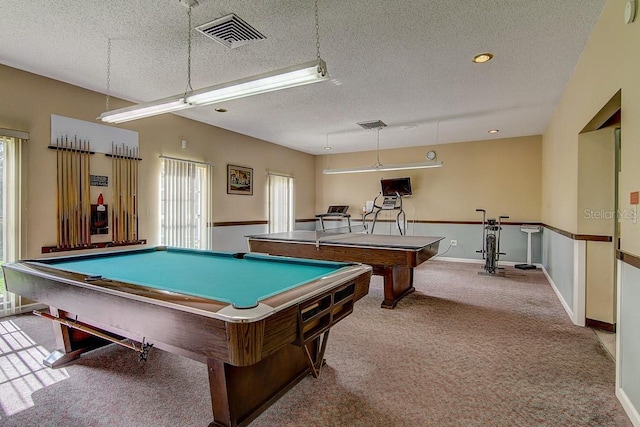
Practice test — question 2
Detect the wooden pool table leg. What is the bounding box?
[376,265,415,309]
[207,340,320,427]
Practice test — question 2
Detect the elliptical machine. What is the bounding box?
[476,209,509,275]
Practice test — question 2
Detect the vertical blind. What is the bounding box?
[1,134,27,316]
[268,173,294,233]
[160,157,213,249]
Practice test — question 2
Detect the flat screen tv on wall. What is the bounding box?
[381,177,412,196]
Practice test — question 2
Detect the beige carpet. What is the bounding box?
[0,261,631,426]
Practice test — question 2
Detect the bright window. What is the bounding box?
[268,173,294,233]
[1,132,27,317]
[160,157,213,249]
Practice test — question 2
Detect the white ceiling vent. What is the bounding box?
[357,120,387,130]
[196,14,266,49]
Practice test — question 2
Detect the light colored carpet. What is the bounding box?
[0,261,631,426]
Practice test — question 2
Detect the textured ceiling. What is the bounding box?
[0,0,605,154]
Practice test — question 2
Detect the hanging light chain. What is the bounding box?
[105,38,111,111]
[184,6,194,98]
[376,127,381,166]
[315,0,321,60]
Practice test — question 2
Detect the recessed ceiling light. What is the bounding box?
[473,53,494,63]
[214,107,228,113]
[324,146,332,151]
[488,129,499,134]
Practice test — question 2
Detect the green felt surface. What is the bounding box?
[40,248,346,309]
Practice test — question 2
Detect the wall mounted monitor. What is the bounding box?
[381,177,412,196]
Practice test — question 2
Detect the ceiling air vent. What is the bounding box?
[196,14,266,49]
[357,120,387,130]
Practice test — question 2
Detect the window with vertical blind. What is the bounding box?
[1,129,28,317]
[160,156,214,249]
[268,173,294,233]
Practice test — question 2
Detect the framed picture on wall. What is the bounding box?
[227,164,253,195]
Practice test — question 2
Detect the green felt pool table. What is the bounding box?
[2,246,372,427]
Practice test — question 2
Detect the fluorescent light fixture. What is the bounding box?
[186,59,328,106]
[98,59,328,123]
[98,97,190,124]
[323,161,443,175]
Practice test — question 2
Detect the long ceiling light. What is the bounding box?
[187,59,328,106]
[98,60,327,124]
[323,161,443,174]
[98,1,328,124]
[99,97,191,124]
[322,122,444,175]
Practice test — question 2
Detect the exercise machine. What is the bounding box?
[363,192,406,235]
[476,208,509,275]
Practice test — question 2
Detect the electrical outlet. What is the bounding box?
[450,240,458,246]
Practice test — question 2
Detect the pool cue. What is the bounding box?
[62,136,69,248]
[84,139,89,245]
[73,137,79,246]
[130,146,134,242]
[85,140,91,245]
[124,146,129,241]
[124,145,128,242]
[117,144,122,242]
[80,139,85,245]
[129,146,133,241]
[134,146,138,241]
[82,139,87,245]
[33,310,150,355]
[64,136,69,248]
[119,144,123,242]
[126,145,130,241]
[71,137,75,247]
[115,143,120,242]
[131,147,134,241]
[114,143,119,242]
[111,142,115,243]
[55,138,60,247]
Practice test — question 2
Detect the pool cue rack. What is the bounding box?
[33,310,154,363]
[42,139,146,254]
[110,143,141,244]
[296,281,356,378]
[50,137,94,250]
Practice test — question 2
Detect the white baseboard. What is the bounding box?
[540,265,576,324]
[617,387,640,427]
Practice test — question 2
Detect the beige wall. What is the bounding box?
[577,127,616,236]
[543,0,640,256]
[316,136,542,222]
[0,64,316,259]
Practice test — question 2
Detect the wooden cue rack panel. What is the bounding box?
[110,143,140,244]
[43,141,145,254]
[52,137,93,250]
